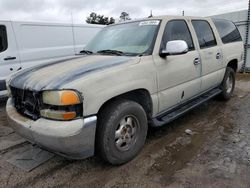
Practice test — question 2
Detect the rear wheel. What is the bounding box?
[96,100,148,165]
[219,67,236,100]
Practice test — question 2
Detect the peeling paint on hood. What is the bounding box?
[9,55,137,91]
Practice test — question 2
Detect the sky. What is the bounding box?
[0,0,248,24]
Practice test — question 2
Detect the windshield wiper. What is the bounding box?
[79,50,93,55]
[97,49,124,56]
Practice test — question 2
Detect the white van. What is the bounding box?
[0,20,104,96]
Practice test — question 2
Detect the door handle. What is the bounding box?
[194,58,201,65]
[216,53,221,60]
[4,56,16,61]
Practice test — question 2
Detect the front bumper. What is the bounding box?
[6,98,97,159]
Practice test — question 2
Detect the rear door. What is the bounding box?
[191,20,223,92]
[0,22,21,91]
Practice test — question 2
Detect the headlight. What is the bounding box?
[42,90,81,106]
[41,90,83,121]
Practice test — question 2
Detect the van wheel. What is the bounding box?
[219,67,235,100]
[96,100,148,165]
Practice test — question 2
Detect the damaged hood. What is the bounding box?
[9,55,139,91]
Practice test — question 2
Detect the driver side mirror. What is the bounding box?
[160,40,189,57]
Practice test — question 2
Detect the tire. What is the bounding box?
[96,99,148,165]
[219,67,236,100]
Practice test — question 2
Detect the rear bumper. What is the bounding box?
[6,98,97,159]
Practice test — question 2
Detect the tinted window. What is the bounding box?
[213,19,242,44]
[162,20,194,51]
[0,25,7,53]
[192,20,217,49]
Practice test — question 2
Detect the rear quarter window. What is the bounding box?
[213,19,242,44]
[0,25,8,53]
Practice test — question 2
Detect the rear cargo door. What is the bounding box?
[0,21,21,91]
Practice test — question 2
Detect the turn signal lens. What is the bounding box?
[62,112,77,120]
[61,91,80,105]
[40,109,76,120]
[42,90,81,106]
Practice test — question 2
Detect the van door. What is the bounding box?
[191,20,223,92]
[154,19,201,113]
[0,22,21,91]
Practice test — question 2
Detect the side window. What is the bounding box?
[192,20,217,49]
[162,20,195,51]
[0,25,8,53]
[213,19,242,44]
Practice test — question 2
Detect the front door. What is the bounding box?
[0,22,21,92]
[153,19,202,113]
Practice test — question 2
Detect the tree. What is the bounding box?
[86,12,97,24]
[86,12,115,25]
[119,12,131,22]
[109,17,115,24]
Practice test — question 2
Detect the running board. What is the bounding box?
[152,88,222,127]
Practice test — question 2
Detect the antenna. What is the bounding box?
[70,10,74,25]
[70,10,77,54]
[148,10,153,18]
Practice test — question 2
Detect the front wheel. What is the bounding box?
[96,100,148,165]
[219,67,236,100]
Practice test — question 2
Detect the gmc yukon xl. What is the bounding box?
[6,16,244,165]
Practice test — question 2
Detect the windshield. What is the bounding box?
[84,20,160,55]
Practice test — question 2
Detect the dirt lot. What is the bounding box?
[0,74,250,188]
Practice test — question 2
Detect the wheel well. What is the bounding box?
[97,89,153,119]
[227,59,238,72]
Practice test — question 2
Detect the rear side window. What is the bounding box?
[0,25,8,53]
[213,19,242,44]
[192,20,217,49]
[162,20,195,51]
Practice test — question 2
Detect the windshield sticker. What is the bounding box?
[139,20,160,26]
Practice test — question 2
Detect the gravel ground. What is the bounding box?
[0,74,250,188]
